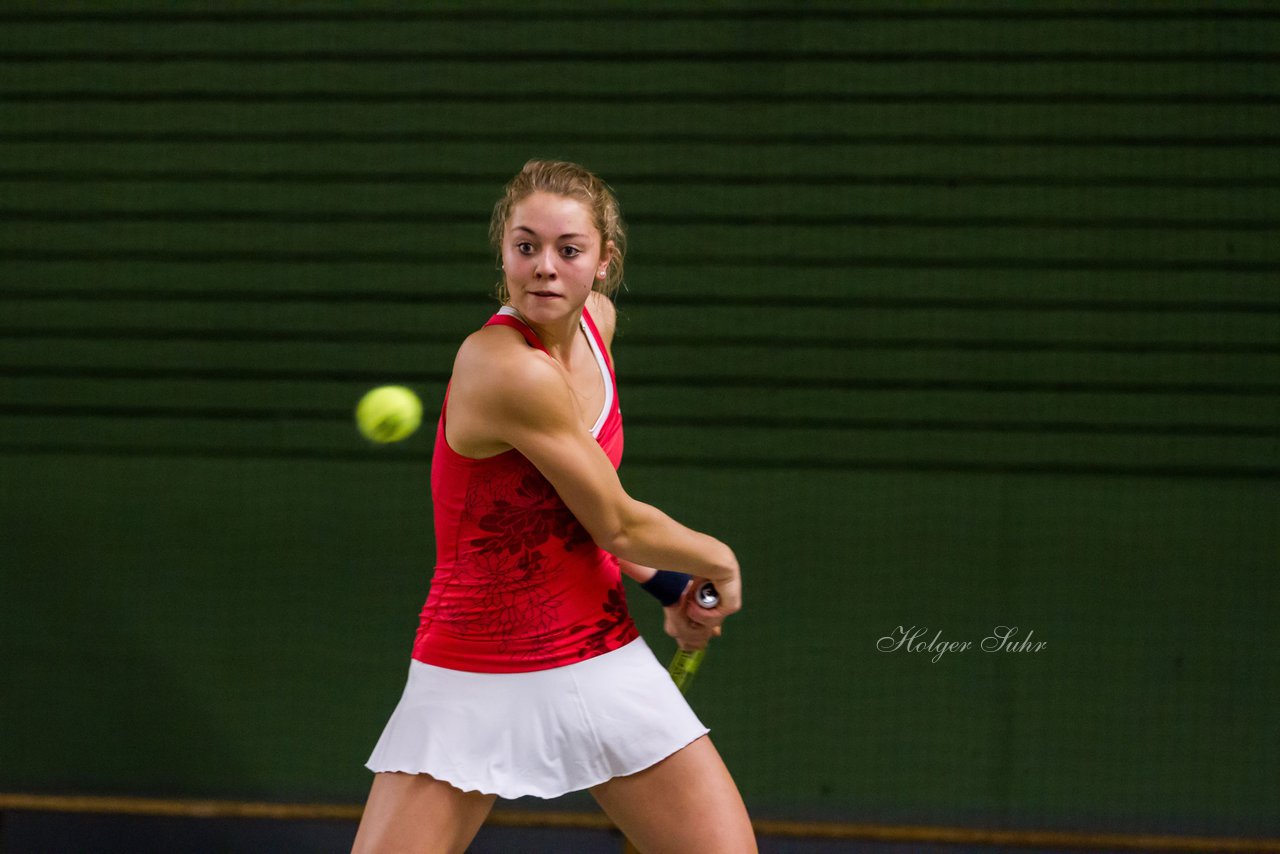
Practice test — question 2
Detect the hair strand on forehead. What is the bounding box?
[489,159,627,303]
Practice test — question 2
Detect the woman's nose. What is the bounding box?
[535,249,558,278]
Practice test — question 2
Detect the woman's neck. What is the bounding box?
[508,305,585,364]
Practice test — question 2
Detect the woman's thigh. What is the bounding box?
[351,771,496,854]
[590,735,757,854]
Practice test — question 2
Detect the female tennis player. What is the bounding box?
[352,160,755,853]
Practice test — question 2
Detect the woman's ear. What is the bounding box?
[598,240,615,279]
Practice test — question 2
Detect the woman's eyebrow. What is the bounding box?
[512,225,586,240]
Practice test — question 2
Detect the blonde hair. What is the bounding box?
[489,159,627,302]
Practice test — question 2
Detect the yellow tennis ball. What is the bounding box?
[355,385,422,443]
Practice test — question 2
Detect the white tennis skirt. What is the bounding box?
[365,637,708,800]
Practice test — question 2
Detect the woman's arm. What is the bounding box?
[618,559,658,584]
[451,328,742,614]
[621,559,724,651]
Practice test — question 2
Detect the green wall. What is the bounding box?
[1,1,1277,837]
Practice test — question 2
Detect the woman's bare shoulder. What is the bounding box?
[586,291,618,350]
[452,325,568,418]
[456,325,549,383]
[444,325,578,455]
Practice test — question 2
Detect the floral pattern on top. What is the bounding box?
[441,462,612,661]
[569,578,639,659]
[469,471,593,556]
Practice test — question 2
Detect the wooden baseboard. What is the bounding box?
[1,793,1276,852]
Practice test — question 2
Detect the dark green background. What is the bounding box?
[1,1,1276,838]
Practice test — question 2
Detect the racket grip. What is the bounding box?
[667,581,720,693]
[668,648,707,693]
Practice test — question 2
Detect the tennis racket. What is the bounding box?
[666,581,720,693]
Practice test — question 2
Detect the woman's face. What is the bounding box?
[501,192,611,325]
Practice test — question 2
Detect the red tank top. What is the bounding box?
[412,306,638,673]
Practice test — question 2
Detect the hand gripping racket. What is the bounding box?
[666,581,720,693]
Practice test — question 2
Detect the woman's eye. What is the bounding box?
[516,242,534,254]
[561,246,581,258]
